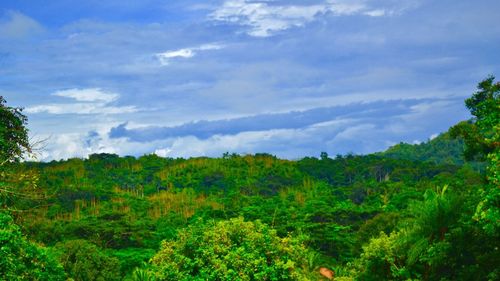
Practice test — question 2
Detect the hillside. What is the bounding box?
[4,144,493,280]
[380,132,467,165]
[1,76,499,280]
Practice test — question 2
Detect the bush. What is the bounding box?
[0,211,65,280]
[148,217,313,280]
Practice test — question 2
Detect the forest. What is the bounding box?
[0,77,498,280]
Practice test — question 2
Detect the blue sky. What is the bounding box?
[1,0,499,160]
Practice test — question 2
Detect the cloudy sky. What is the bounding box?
[1,0,499,160]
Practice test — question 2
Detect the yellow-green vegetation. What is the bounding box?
[0,77,498,280]
[147,217,313,280]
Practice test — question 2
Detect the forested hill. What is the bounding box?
[23,131,471,200]
[377,130,490,176]
[6,138,492,280]
[2,76,499,281]
[30,149,461,194]
[377,130,469,166]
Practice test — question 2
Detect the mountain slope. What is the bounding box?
[378,132,471,166]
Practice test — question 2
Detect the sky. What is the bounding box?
[1,0,499,161]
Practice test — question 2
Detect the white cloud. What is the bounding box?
[157,49,195,61]
[364,9,386,17]
[25,103,137,115]
[149,130,295,158]
[154,148,172,157]
[209,0,386,37]
[35,132,120,161]
[0,11,44,40]
[155,43,224,66]
[53,88,118,103]
[25,88,137,115]
[33,128,164,161]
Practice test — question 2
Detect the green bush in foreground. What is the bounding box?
[147,217,313,281]
[0,211,65,281]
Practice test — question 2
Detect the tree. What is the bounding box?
[352,187,458,280]
[0,96,42,209]
[54,239,121,281]
[450,75,499,161]
[0,211,66,280]
[464,76,499,143]
[451,77,499,235]
[320,152,329,161]
[0,98,66,280]
[0,96,31,164]
[147,217,314,280]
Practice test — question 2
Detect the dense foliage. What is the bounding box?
[0,211,65,281]
[0,77,498,280]
[0,96,30,164]
[147,217,312,280]
[380,132,470,166]
[54,239,121,281]
[451,75,500,238]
